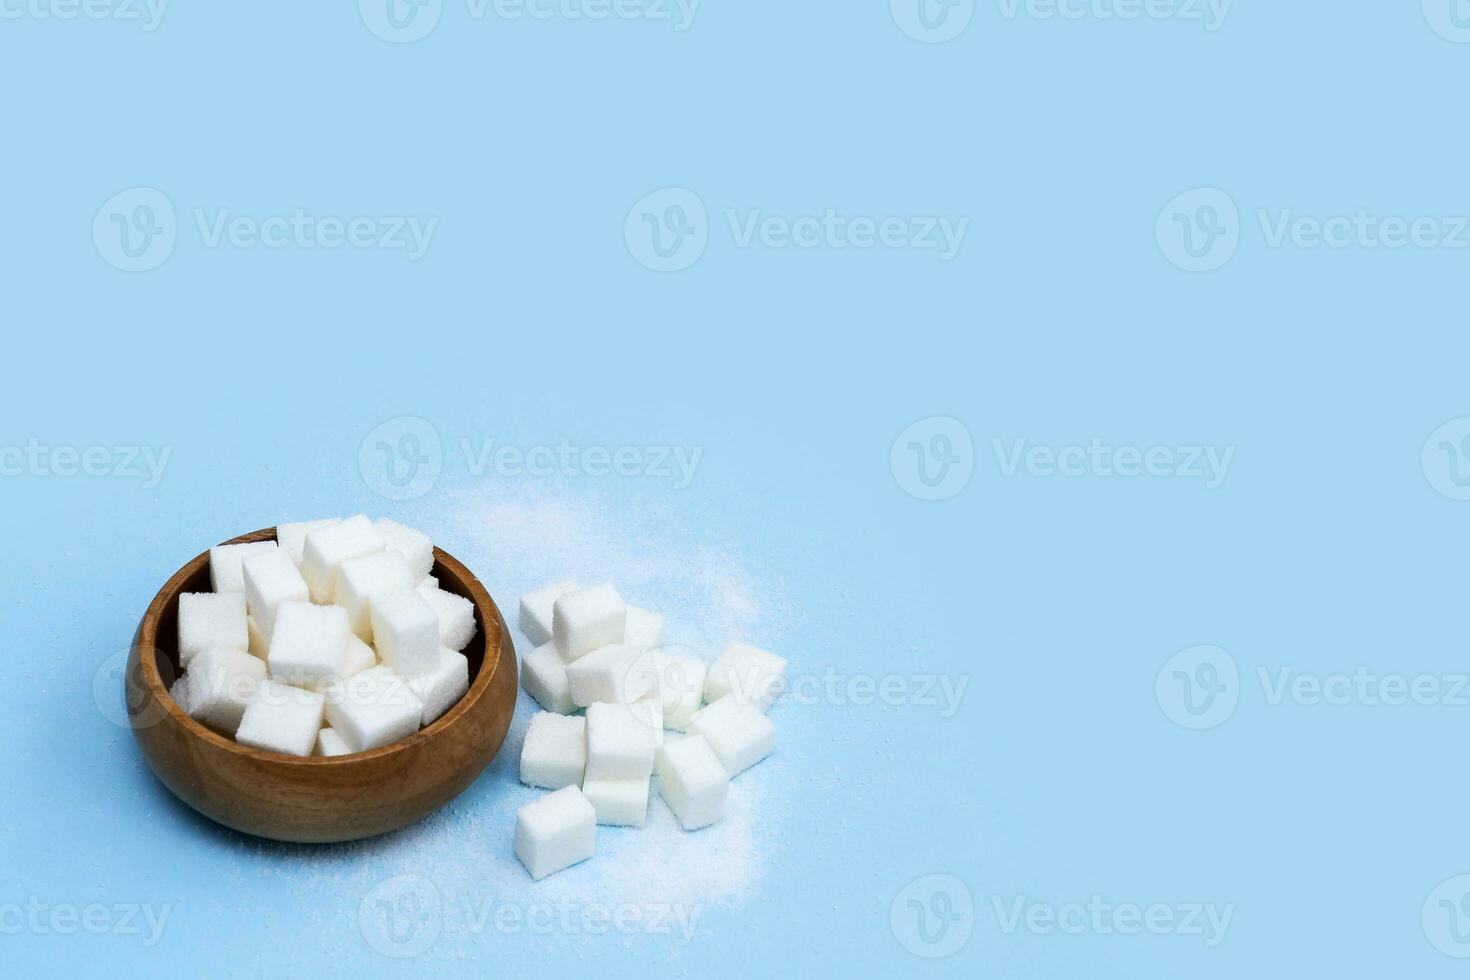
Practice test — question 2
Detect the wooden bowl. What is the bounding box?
[125,527,517,844]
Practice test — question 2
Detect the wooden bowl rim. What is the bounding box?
[135,526,505,765]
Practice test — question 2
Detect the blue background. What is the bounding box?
[4,1,1470,976]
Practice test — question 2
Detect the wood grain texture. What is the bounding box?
[126,527,517,843]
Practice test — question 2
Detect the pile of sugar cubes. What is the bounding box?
[513,581,786,880]
[169,516,476,757]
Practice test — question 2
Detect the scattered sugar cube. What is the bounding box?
[242,548,310,639]
[519,712,586,790]
[342,635,377,679]
[566,644,655,707]
[324,666,424,752]
[644,650,708,729]
[337,552,416,640]
[267,601,350,690]
[176,647,267,733]
[415,582,477,652]
[247,614,269,660]
[705,642,788,712]
[582,777,651,828]
[370,590,440,678]
[623,606,665,648]
[553,583,627,662]
[521,642,575,714]
[656,733,729,830]
[518,580,578,647]
[235,679,326,757]
[300,514,384,603]
[375,518,435,582]
[177,592,247,667]
[687,694,776,776]
[208,540,278,594]
[514,785,596,881]
[585,701,657,781]
[275,518,341,567]
[408,648,470,727]
[630,696,665,747]
[316,726,352,757]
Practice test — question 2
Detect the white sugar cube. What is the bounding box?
[415,582,476,652]
[337,552,416,640]
[687,694,776,776]
[656,733,729,830]
[585,701,656,781]
[514,785,596,881]
[374,518,435,582]
[242,549,309,639]
[553,583,627,662]
[247,614,269,660]
[623,606,665,647]
[177,592,247,667]
[235,679,326,757]
[421,575,438,589]
[408,648,470,727]
[276,518,341,567]
[175,647,267,733]
[629,696,664,747]
[300,514,384,603]
[342,635,377,679]
[519,712,586,790]
[208,540,278,594]
[521,642,575,714]
[643,650,708,729]
[582,777,651,828]
[518,580,578,647]
[324,666,424,752]
[566,644,655,707]
[267,601,350,690]
[316,726,352,757]
[705,642,788,712]
[370,590,440,678]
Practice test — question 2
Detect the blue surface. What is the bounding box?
[4,2,1470,976]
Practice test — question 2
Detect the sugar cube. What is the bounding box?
[629,696,665,746]
[324,666,424,752]
[275,518,341,567]
[624,606,665,647]
[519,712,586,790]
[585,702,656,780]
[408,648,470,727]
[642,649,708,729]
[316,726,352,757]
[370,590,440,678]
[514,785,596,880]
[552,583,627,662]
[518,580,577,647]
[267,601,349,690]
[342,635,377,679]
[242,548,310,639]
[374,518,434,582]
[247,614,269,659]
[235,679,326,757]
[415,582,476,652]
[705,642,788,712]
[208,540,278,594]
[687,694,776,776]
[336,552,416,640]
[177,592,247,667]
[566,644,655,707]
[656,734,729,830]
[582,777,650,828]
[176,647,267,733]
[300,514,384,603]
[521,642,575,714]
